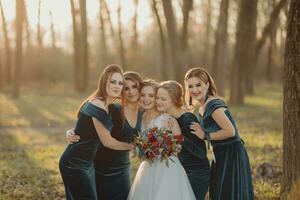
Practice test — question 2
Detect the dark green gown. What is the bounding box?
[199,98,254,200]
[177,112,210,200]
[59,101,113,200]
[94,104,142,200]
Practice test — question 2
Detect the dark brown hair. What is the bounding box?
[124,71,143,92]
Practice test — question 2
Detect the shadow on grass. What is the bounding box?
[0,131,65,200]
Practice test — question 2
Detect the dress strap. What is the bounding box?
[80,102,113,131]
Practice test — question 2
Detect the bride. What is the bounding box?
[127,80,196,200]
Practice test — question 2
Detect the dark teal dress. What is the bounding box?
[177,112,210,200]
[59,102,113,200]
[199,98,254,200]
[94,104,142,200]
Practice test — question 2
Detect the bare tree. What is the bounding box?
[180,0,193,68]
[245,0,288,94]
[70,0,89,91]
[0,41,2,91]
[211,0,230,96]
[202,0,212,67]
[117,0,126,68]
[229,0,257,105]
[0,0,12,84]
[103,0,115,41]
[37,0,43,49]
[36,0,44,80]
[281,0,300,198]
[151,0,168,79]
[70,0,81,91]
[13,0,25,98]
[131,0,139,50]
[255,0,288,61]
[99,0,108,66]
[162,0,183,81]
[266,0,279,82]
[22,0,32,50]
[49,11,57,49]
[79,0,89,90]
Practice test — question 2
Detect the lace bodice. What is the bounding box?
[141,113,172,133]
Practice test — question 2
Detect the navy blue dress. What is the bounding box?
[94,104,142,200]
[177,112,210,200]
[199,98,254,200]
[59,101,113,200]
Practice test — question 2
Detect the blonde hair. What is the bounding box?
[158,80,184,108]
[141,79,159,92]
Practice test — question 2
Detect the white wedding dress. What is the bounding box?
[127,114,196,200]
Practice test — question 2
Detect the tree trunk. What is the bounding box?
[255,0,288,61]
[0,45,2,91]
[266,1,278,83]
[229,0,257,105]
[131,0,139,50]
[281,0,300,198]
[180,0,193,69]
[103,0,115,41]
[211,0,229,96]
[37,0,43,49]
[99,0,108,66]
[49,11,57,49]
[181,0,193,51]
[0,0,12,84]
[202,0,211,67]
[247,0,288,93]
[70,0,81,91]
[151,0,168,79]
[117,0,126,68]
[13,0,25,98]
[36,0,44,80]
[22,0,32,50]
[79,0,88,91]
[162,0,183,82]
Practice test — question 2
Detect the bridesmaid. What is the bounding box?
[94,71,143,200]
[186,67,254,200]
[67,71,144,200]
[59,64,133,200]
[156,81,210,200]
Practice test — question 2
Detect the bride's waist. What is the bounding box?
[145,155,179,163]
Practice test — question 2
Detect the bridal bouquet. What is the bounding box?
[133,127,184,166]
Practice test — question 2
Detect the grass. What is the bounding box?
[0,82,283,199]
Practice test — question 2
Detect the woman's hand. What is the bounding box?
[128,143,135,150]
[66,129,80,144]
[167,118,182,135]
[190,122,205,139]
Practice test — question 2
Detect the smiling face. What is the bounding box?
[186,76,209,102]
[106,72,124,98]
[156,88,174,112]
[124,79,140,103]
[140,86,156,110]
